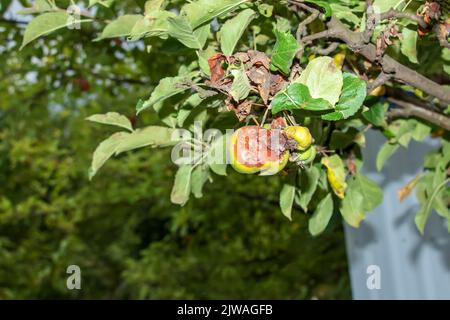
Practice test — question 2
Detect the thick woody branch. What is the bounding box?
[387,98,450,131]
[379,9,428,29]
[297,15,450,105]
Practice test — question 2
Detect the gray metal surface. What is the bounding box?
[345,130,450,300]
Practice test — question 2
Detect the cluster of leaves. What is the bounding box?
[15,0,450,235]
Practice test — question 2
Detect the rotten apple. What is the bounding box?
[283,126,313,151]
[229,126,289,175]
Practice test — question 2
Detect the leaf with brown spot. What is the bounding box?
[208,53,227,83]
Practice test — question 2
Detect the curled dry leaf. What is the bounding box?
[226,98,252,121]
[208,53,227,83]
[398,174,423,202]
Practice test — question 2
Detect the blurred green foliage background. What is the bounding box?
[0,0,350,299]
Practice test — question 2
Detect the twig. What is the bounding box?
[314,42,339,55]
[367,71,391,94]
[434,24,450,49]
[387,97,450,131]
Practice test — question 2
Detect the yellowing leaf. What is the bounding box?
[398,174,423,202]
[321,155,347,199]
[296,56,343,106]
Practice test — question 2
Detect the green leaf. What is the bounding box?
[376,142,399,171]
[373,0,398,12]
[86,112,133,132]
[129,10,175,41]
[321,73,366,121]
[21,12,91,49]
[191,165,210,198]
[207,133,228,176]
[258,4,273,17]
[305,0,332,17]
[340,186,365,228]
[296,56,343,106]
[89,0,115,7]
[182,0,249,29]
[114,126,181,154]
[415,173,449,234]
[270,29,299,75]
[279,175,296,221]
[17,0,54,15]
[137,74,195,114]
[230,68,251,102]
[95,15,142,41]
[298,166,320,212]
[308,193,334,236]
[219,9,256,56]
[330,3,360,25]
[89,132,130,180]
[271,83,332,114]
[411,120,431,142]
[197,45,216,76]
[144,0,166,14]
[401,28,418,64]
[362,102,387,127]
[171,165,193,206]
[168,15,210,49]
[351,173,383,212]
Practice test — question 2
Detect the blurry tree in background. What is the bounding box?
[0,0,350,299]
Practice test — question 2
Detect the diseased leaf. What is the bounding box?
[321,155,347,199]
[376,142,399,171]
[182,0,249,29]
[308,193,334,236]
[168,15,209,49]
[321,73,366,121]
[86,112,133,132]
[271,83,331,114]
[21,12,91,49]
[219,9,256,56]
[171,165,193,206]
[95,15,141,41]
[230,68,251,102]
[296,56,343,106]
[89,132,130,180]
[270,29,299,75]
